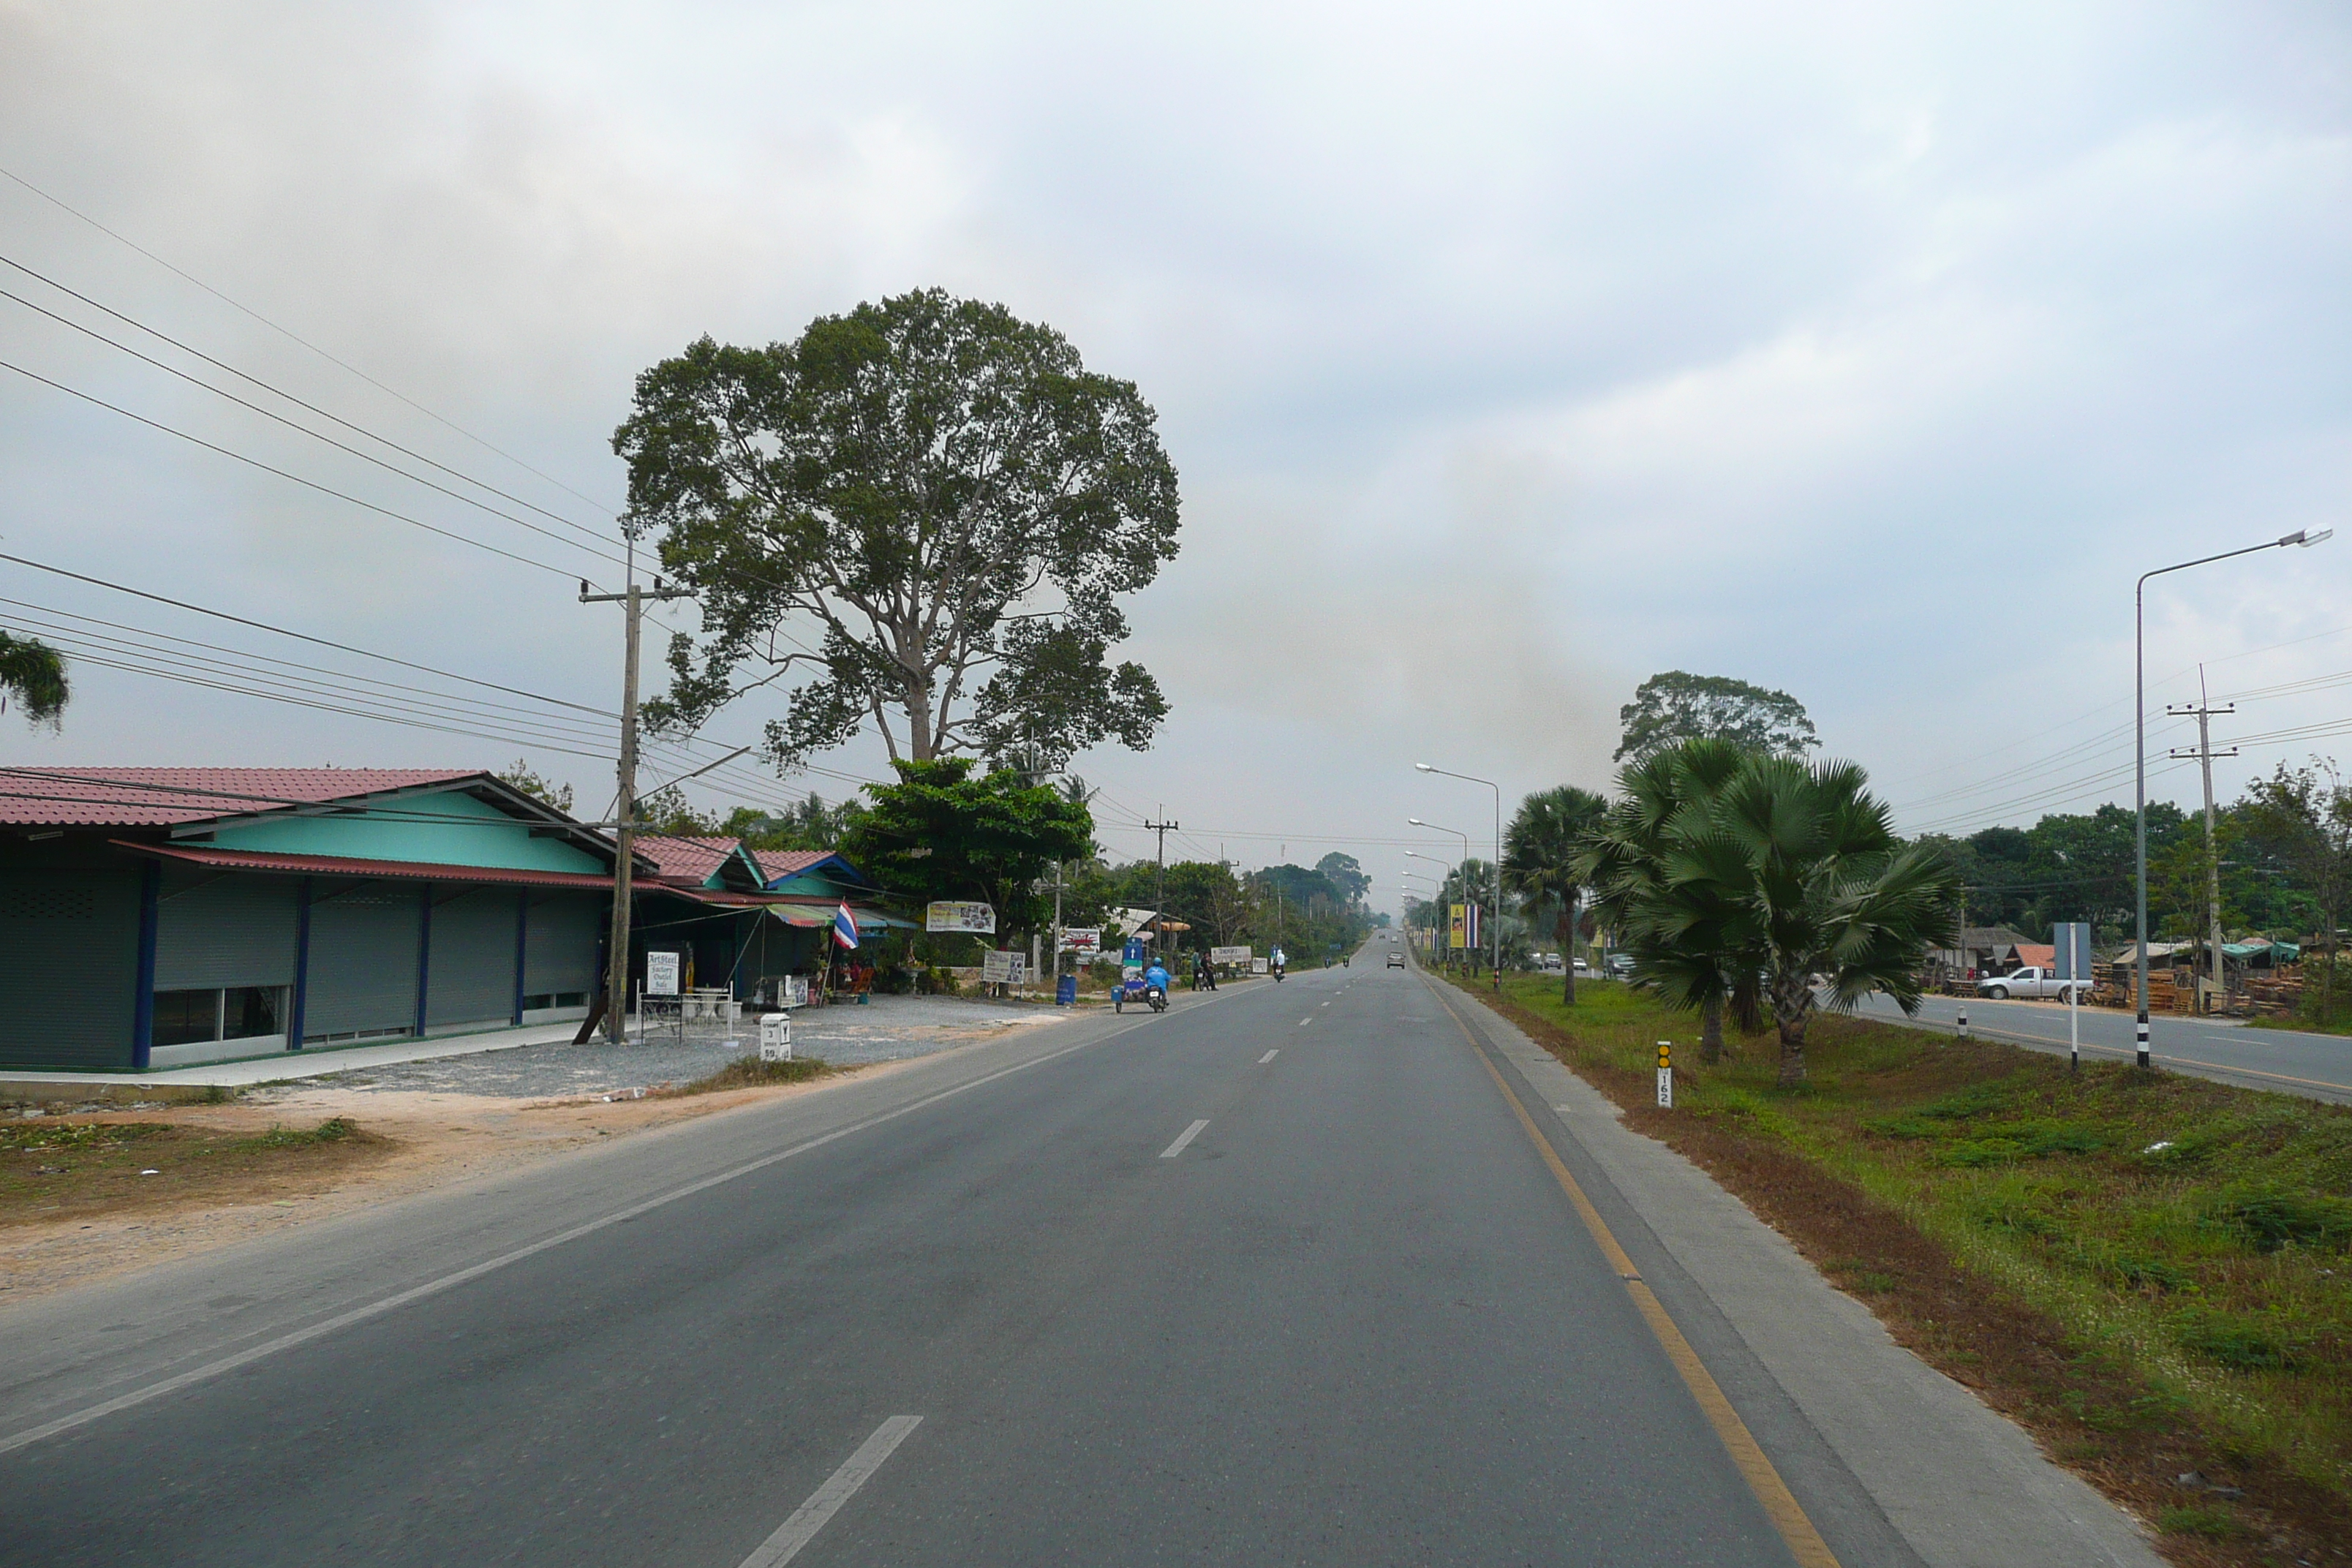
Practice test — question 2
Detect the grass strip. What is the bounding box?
[1456,973,2352,1568]
[658,1056,841,1097]
[1,1115,390,1226]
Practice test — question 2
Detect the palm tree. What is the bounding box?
[1693,754,1959,1085]
[1503,785,1609,1003]
[1577,739,1758,1060]
[0,632,67,728]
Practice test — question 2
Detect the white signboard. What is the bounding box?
[1060,927,1104,954]
[925,900,997,934]
[1251,957,1270,974]
[981,950,1025,984]
[1210,945,1253,966]
[645,951,682,998]
[781,975,809,1009]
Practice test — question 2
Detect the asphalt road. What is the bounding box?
[1851,990,2352,1104]
[0,954,1896,1567]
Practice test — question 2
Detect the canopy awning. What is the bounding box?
[762,903,916,931]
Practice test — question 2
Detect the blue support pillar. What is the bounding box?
[131,859,160,1072]
[512,889,529,1025]
[414,882,434,1039]
[288,878,312,1050]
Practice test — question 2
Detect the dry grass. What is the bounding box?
[657,1055,842,1097]
[0,1115,393,1228]
[1466,974,2352,1568]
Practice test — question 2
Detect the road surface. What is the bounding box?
[1852,990,2352,1104]
[0,956,2155,1566]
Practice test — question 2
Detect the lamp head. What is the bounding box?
[1408,817,1426,826]
[2283,527,2335,548]
[1414,762,1434,772]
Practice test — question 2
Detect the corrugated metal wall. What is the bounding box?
[524,893,600,998]
[154,868,298,990]
[0,863,140,1068]
[426,889,517,1030]
[304,883,422,1039]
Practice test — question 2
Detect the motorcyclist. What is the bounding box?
[1144,960,1172,999]
[1197,953,1218,992]
[1270,947,1286,981]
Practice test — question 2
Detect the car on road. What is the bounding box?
[1605,953,1635,978]
[1975,965,2091,1001]
[1386,950,1406,968]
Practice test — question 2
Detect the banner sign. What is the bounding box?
[1449,905,1469,951]
[981,950,1025,984]
[925,900,996,934]
[645,951,682,998]
[1210,945,1253,965]
[1060,927,1103,954]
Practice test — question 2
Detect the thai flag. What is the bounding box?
[832,902,860,949]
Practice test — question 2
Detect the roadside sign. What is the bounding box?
[1060,927,1103,954]
[981,950,1025,985]
[1251,957,1270,974]
[1210,944,1253,966]
[1656,1042,1673,1108]
[645,951,682,998]
[2054,922,2092,980]
[925,900,996,934]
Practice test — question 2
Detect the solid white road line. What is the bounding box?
[1161,1119,1211,1158]
[0,1024,1144,1458]
[1259,1049,1278,1063]
[739,1416,923,1568]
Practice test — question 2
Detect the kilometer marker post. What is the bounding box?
[1656,1041,1672,1109]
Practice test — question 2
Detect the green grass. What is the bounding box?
[664,1056,838,1096]
[1483,974,2352,1523]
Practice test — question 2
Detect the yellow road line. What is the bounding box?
[1432,987,1842,1568]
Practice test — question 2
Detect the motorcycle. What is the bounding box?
[1145,983,1168,1013]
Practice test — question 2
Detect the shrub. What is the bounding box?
[2205,1183,2352,1253]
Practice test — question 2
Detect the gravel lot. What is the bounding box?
[267,995,1067,1100]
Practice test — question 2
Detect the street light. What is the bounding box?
[1409,817,1477,975]
[1418,763,1505,991]
[2135,527,2333,1068]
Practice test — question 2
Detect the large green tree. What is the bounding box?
[1615,671,1817,764]
[1502,784,1609,1003]
[0,631,68,728]
[612,289,1180,774]
[2237,760,2352,1025]
[843,757,1093,938]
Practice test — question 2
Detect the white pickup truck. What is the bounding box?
[1975,966,2091,1001]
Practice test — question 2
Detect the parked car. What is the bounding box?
[1975,966,2090,1001]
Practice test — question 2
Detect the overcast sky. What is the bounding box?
[2,1,2348,911]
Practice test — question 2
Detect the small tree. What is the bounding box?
[496,758,574,814]
[1502,785,1609,1003]
[1615,671,1818,764]
[0,632,68,729]
[844,757,1093,942]
[2239,760,2352,1025]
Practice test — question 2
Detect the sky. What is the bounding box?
[1,1,2348,916]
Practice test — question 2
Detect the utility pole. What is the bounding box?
[580,573,691,1044]
[2169,668,2236,1017]
[1145,813,1180,957]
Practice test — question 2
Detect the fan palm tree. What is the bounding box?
[1503,784,1609,1003]
[1689,754,1959,1085]
[1577,738,1758,1060]
[0,632,67,728]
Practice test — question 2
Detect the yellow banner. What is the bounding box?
[1449,904,1468,950]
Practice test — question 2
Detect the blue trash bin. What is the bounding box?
[1056,975,1077,1006]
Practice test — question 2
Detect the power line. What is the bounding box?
[0,355,587,581]
[0,257,622,550]
[0,160,617,519]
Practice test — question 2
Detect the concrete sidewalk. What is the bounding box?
[0,1019,592,1098]
[1448,982,2165,1568]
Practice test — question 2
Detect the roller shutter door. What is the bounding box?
[426,889,518,1030]
[523,893,600,998]
[0,869,140,1069]
[155,869,298,990]
[304,884,421,1039]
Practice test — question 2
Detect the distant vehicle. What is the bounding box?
[1975,966,2089,1001]
[1386,950,1405,968]
[1605,954,1635,978]
[1573,959,1594,978]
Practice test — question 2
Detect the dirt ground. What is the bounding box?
[0,1058,909,1306]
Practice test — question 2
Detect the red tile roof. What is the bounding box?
[634,834,745,884]
[0,767,483,828]
[753,849,839,881]
[120,841,615,889]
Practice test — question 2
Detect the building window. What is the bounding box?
[153,987,286,1046]
[522,992,588,1010]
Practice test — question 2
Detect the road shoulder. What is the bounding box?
[1447,983,2166,1568]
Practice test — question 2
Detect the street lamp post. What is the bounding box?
[2135,528,2332,1068]
[1402,856,1448,965]
[1409,818,1476,976]
[1417,764,1504,991]
[1401,869,1441,957]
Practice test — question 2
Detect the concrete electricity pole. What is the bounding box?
[1145,813,1179,954]
[581,573,691,1044]
[2168,668,2236,1016]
